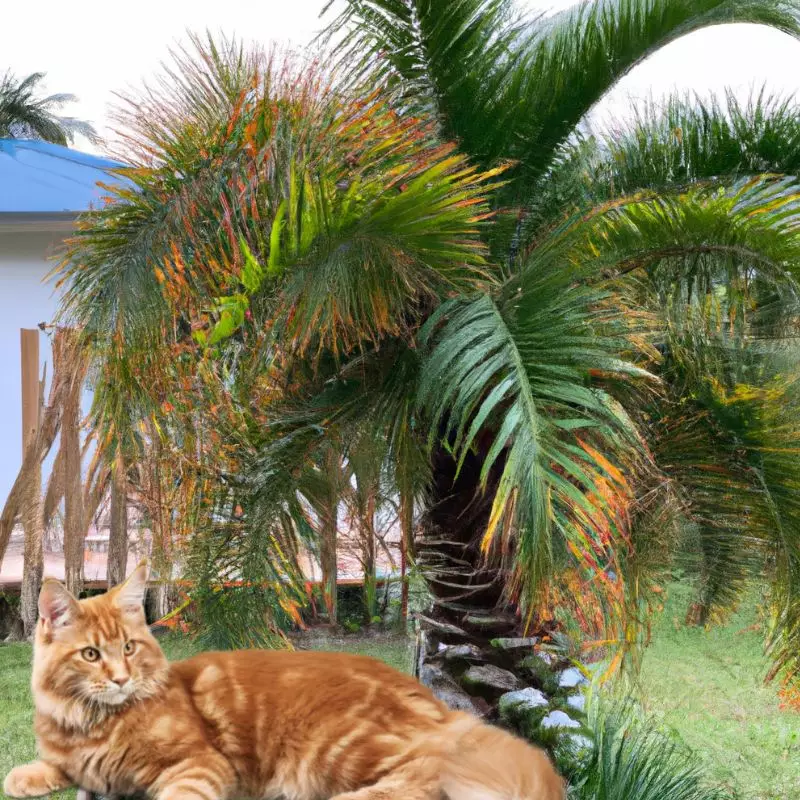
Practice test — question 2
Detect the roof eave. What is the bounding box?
[0,212,79,234]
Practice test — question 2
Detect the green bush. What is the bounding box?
[569,697,732,800]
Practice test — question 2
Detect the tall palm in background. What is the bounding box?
[56,0,800,710]
[0,71,96,144]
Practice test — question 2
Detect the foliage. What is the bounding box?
[569,695,733,800]
[323,0,800,201]
[0,71,96,144]
[639,581,799,800]
[54,0,800,693]
[57,35,497,643]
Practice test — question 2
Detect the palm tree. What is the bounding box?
[55,0,800,729]
[318,0,800,683]
[0,71,96,144]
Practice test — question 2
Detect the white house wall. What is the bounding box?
[0,229,66,501]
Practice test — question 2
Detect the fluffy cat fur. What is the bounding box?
[4,563,564,800]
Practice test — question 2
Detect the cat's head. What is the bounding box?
[33,562,169,721]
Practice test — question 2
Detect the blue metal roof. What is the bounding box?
[0,139,128,215]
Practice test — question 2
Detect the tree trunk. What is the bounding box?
[0,329,81,568]
[362,491,377,621]
[107,450,128,588]
[399,484,413,626]
[42,446,64,538]
[316,449,340,625]
[62,348,84,597]
[417,439,508,631]
[20,489,44,638]
[320,505,338,624]
[19,329,43,638]
[415,439,575,751]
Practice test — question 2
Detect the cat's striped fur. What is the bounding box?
[4,564,564,800]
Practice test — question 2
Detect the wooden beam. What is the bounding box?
[20,330,40,456]
[19,329,43,637]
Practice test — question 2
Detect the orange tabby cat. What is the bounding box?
[4,563,564,800]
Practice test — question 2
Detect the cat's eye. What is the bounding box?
[81,647,100,662]
[123,641,136,656]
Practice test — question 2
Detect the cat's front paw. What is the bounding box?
[3,763,71,798]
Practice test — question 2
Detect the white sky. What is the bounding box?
[3,0,800,154]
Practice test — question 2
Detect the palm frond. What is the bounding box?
[570,695,732,800]
[519,91,800,256]
[417,270,653,602]
[650,315,800,679]
[324,0,800,199]
[0,70,97,144]
[582,178,800,321]
[58,36,501,364]
[600,88,800,194]
[505,0,800,194]
[321,0,524,118]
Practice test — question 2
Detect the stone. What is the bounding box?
[537,651,555,666]
[441,644,487,664]
[490,637,539,653]
[462,613,517,633]
[541,710,581,730]
[566,693,586,712]
[558,667,589,689]
[519,654,560,695]
[461,664,524,696]
[520,654,554,671]
[416,614,470,643]
[419,664,489,718]
[498,687,549,715]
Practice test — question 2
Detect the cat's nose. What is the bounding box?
[111,675,130,687]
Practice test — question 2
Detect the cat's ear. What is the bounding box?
[113,560,148,615]
[39,579,80,628]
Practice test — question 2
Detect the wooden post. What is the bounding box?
[20,329,43,637]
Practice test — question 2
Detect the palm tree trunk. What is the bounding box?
[415,440,564,726]
[62,355,84,597]
[362,491,377,621]
[20,484,43,638]
[107,450,128,588]
[418,439,508,630]
[320,511,338,624]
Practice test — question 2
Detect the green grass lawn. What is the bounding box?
[639,582,800,800]
[2,641,76,800]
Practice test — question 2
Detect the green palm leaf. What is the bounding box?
[600,89,800,194]
[417,270,652,599]
[571,696,732,800]
[324,0,800,198]
[0,70,97,144]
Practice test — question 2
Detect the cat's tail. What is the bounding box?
[437,712,566,800]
